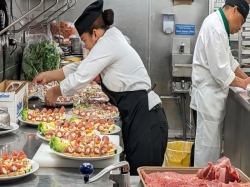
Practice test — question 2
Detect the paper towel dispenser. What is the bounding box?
[162,13,174,34]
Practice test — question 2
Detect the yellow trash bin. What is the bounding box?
[163,141,194,167]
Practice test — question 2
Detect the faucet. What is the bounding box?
[181,80,185,90]
[80,161,130,187]
[179,42,185,54]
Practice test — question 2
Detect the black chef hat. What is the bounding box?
[74,0,103,36]
[225,0,249,22]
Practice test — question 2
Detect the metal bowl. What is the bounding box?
[0,110,10,128]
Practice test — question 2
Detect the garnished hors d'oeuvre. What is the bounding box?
[0,150,32,177]
[70,117,116,135]
[37,117,117,141]
[71,102,119,119]
[22,106,66,123]
[49,135,117,157]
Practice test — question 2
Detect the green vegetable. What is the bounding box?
[69,117,81,123]
[21,40,60,81]
[76,104,91,109]
[49,136,69,152]
[22,108,29,121]
[37,122,55,134]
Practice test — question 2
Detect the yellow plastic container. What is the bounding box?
[64,55,83,62]
[163,141,194,167]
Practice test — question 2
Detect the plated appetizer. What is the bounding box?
[71,102,119,119]
[0,150,32,177]
[49,135,117,157]
[22,106,66,123]
[37,117,116,142]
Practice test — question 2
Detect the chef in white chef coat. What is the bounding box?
[190,0,250,167]
[33,0,168,175]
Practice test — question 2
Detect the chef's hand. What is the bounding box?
[244,77,250,89]
[45,85,62,107]
[33,72,47,85]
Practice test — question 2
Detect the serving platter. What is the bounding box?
[51,145,122,161]
[36,131,50,142]
[18,117,40,126]
[0,159,39,182]
[36,130,101,142]
[0,123,19,135]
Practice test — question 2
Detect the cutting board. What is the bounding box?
[32,135,120,168]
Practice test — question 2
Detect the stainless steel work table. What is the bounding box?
[224,87,250,177]
[0,100,143,187]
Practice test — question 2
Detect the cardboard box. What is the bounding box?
[137,167,250,187]
[0,80,28,123]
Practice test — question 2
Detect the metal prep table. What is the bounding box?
[0,99,144,187]
[224,87,250,177]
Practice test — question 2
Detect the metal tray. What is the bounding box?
[137,166,250,187]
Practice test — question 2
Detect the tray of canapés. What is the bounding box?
[44,81,109,105]
[36,116,120,142]
[0,150,39,181]
[19,106,66,126]
[69,101,119,119]
[49,134,122,160]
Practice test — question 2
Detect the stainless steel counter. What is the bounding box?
[0,100,143,187]
[224,87,250,177]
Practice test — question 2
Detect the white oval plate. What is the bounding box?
[0,159,39,181]
[18,117,40,126]
[0,123,19,135]
[18,117,66,126]
[36,131,50,142]
[51,145,122,161]
[36,130,101,142]
[100,125,121,135]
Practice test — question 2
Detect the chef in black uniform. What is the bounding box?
[33,0,169,175]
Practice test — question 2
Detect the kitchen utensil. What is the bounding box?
[0,109,10,130]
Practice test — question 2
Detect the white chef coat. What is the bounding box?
[190,10,240,167]
[60,27,161,110]
[190,10,239,116]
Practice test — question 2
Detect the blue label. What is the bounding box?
[17,101,23,115]
[175,24,195,35]
[0,94,10,98]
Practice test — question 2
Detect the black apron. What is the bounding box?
[100,80,168,175]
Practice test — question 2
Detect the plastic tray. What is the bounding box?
[137,166,250,187]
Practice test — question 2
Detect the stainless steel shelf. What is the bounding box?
[242,40,250,46]
[242,32,250,37]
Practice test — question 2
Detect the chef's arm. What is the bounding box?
[234,66,248,79]
[42,69,65,82]
[33,68,65,85]
[230,76,250,89]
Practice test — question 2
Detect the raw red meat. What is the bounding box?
[140,157,250,187]
[197,157,240,183]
